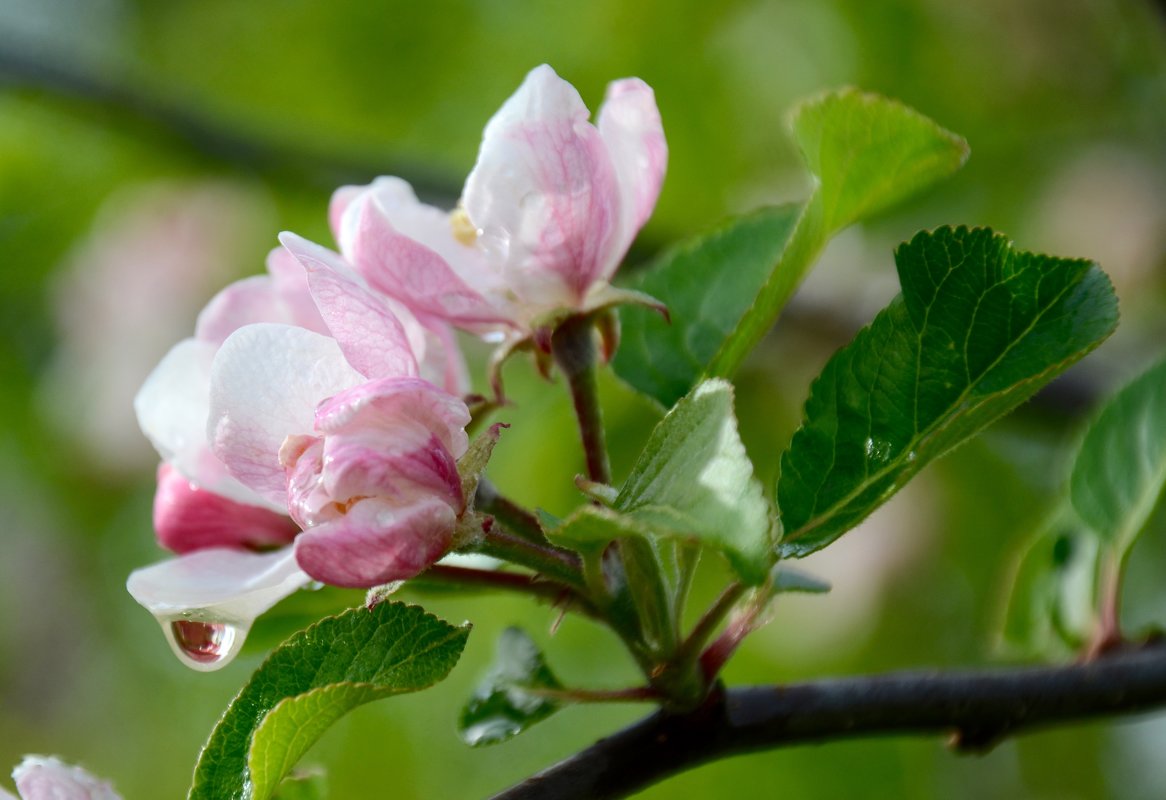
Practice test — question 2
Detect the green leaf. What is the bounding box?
[613,205,800,408]
[778,226,1118,557]
[615,90,967,409]
[1070,357,1166,559]
[190,602,469,800]
[999,517,1099,655]
[551,379,773,585]
[271,769,327,800]
[708,88,969,383]
[617,379,773,583]
[459,627,564,747]
[772,564,831,595]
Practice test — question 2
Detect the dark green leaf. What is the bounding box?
[458,627,564,747]
[1070,357,1166,558]
[190,602,469,800]
[778,226,1118,557]
[614,205,800,408]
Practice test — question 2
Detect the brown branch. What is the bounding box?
[491,640,1166,800]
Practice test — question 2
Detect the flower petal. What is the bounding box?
[126,546,310,626]
[153,463,299,554]
[194,249,328,345]
[294,496,456,587]
[13,755,121,800]
[463,64,622,305]
[342,183,507,328]
[279,232,419,380]
[209,324,365,504]
[597,77,667,278]
[322,430,462,510]
[315,376,471,461]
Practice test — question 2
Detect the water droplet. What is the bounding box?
[160,615,248,672]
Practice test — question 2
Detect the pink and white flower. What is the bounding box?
[129,242,471,665]
[298,64,667,339]
[1,755,120,800]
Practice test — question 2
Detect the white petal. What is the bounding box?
[209,324,365,505]
[134,338,280,509]
[126,546,309,620]
[13,755,121,800]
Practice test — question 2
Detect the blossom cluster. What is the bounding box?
[126,65,666,667]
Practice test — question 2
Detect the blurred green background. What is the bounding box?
[1,1,1165,797]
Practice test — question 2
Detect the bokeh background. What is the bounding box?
[1,1,1165,797]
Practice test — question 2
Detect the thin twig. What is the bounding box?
[491,641,1166,800]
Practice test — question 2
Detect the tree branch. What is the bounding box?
[491,641,1166,800]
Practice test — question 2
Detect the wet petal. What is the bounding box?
[294,496,456,587]
[153,463,299,554]
[209,324,364,504]
[126,547,310,626]
[12,755,121,800]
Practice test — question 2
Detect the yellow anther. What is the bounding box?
[450,205,479,247]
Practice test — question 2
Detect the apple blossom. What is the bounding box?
[207,323,470,587]
[2,755,120,800]
[298,64,667,347]
[129,239,472,668]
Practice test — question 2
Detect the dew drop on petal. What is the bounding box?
[160,613,248,672]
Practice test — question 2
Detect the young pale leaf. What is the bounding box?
[459,627,564,747]
[707,89,969,382]
[620,379,772,584]
[613,206,800,408]
[999,519,1099,656]
[189,602,469,800]
[271,769,326,800]
[1070,357,1166,558]
[778,226,1118,557]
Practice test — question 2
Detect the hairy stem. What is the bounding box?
[492,641,1166,800]
[471,526,585,591]
[475,478,551,545]
[415,565,602,620]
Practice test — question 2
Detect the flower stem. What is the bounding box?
[418,564,603,619]
[551,315,612,485]
[675,581,747,668]
[471,524,586,591]
[475,478,551,545]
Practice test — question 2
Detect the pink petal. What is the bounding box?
[194,249,327,345]
[463,64,623,305]
[209,324,365,504]
[294,496,456,587]
[13,756,121,800]
[346,192,507,328]
[321,430,462,510]
[315,376,470,461]
[153,463,299,554]
[597,77,667,280]
[279,232,419,380]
